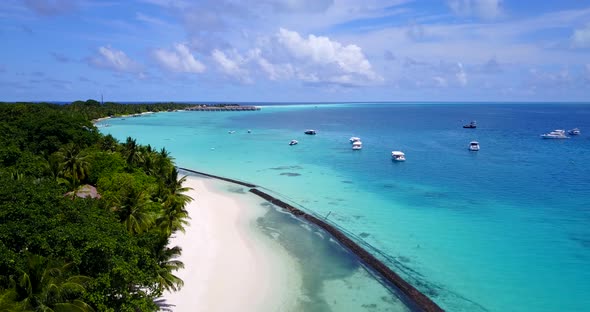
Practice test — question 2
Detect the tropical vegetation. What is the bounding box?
[0,101,193,311]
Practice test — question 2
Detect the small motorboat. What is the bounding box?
[349,136,361,143]
[469,141,480,151]
[228,130,235,134]
[392,151,406,161]
[541,129,569,139]
[463,121,477,129]
[352,141,362,150]
[247,129,252,133]
[304,129,317,135]
[568,128,580,135]
[289,140,298,146]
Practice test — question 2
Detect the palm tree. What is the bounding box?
[123,137,142,167]
[55,144,89,188]
[153,297,174,312]
[99,134,118,152]
[113,188,156,235]
[157,202,190,237]
[3,254,94,312]
[154,246,184,292]
[157,170,193,236]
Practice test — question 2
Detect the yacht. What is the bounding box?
[541,129,569,139]
[304,129,317,135]
[469,141,480,151]
[352,141,362,150]
[568,128,581,135]
[349,136,361,143]
[391,151,406,161]
[289,140,298,146]
[463,121,477,129]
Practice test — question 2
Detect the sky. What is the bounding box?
[1,0,589,102]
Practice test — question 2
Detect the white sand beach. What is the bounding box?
[165,175,301,312]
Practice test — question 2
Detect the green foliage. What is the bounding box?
[86,151,125,185]
[0,253,94,312]
[63,99,193,120]
[0,101,194,311]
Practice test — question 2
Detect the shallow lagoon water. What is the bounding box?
[100,103,590,312]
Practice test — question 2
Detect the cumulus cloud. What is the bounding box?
[249,49,295,80]
[394,57,472,89]
[153,43,206,73]
[275,28,381,84]
[207,28,380,86]
[447,0,503,20]
[572,24,590,48]
[211,49,252,83]
[23,0,77,16]
[88,46,142,73]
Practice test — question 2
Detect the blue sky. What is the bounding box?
[1,0,589,102]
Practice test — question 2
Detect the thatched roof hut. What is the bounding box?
[66,184,101,199]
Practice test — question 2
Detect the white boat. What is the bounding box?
[568,128,580,135]
[463,121,477,129]
[469,141,480,151]
[304,129,317,135]
[391,151,406,161]
[289,140,298,146]
[541,129,569,139]
[349,136,361,143]
[352,141,362,150]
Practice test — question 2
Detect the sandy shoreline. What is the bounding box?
[164,175,300,312]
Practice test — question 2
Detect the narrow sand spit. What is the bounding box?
[165,176,301,312]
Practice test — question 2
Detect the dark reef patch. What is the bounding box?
[280,172,301,177]
[270,165,303,170]
[227,186,248,194]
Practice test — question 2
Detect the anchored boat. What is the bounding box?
[391,151,406,161]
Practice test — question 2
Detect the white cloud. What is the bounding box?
[136,12,170,27]
[249,49,294,80]
[89,46,141,73]
[276,28,381,83]
[207,28,381,86]
[211,49,251,83]
[258,0,334,13]
[572,24,590,47]
[447,0,503,20]
[527,68,573,90]
[153,43,206,73]
[456,62,467,86]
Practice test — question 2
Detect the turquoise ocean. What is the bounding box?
[98,103,590,312]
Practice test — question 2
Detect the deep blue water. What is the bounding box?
[99,103,590,312]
